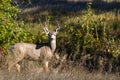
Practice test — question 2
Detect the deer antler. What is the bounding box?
[56,22,61,33]
[44,22,49,34]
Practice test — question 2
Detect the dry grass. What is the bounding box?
[0,60,120,80]
[0,68,119,80]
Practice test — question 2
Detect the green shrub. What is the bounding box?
[0,0,36,49]
[62,3,120,59]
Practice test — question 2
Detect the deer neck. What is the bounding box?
[49,39,56,53]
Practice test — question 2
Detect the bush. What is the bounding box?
[0,0,36,49]
[56,2,120,72]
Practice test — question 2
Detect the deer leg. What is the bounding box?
[43,61,49,72]
[15,64,21,73]
[8,59,19,72]
[8,57,23,72]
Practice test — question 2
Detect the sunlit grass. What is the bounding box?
[0,63,120,80]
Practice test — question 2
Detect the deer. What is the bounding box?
[8,27,60,73]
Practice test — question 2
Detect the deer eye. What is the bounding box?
[48,33,51,36]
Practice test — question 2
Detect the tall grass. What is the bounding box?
[0,64,120,80]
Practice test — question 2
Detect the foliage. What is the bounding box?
[62,2,120,59]
[0,0,36,49]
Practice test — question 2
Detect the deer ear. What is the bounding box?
[43,27,49,35]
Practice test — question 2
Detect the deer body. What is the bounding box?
[12,43,54,60]
[8,27,59,72]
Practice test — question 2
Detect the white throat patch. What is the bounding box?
[51,40,56,44]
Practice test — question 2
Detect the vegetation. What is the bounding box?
[0,0,35,49]
[0,0,120,79]
[60,3,120,72]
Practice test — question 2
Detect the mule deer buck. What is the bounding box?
[8,27,60,72]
